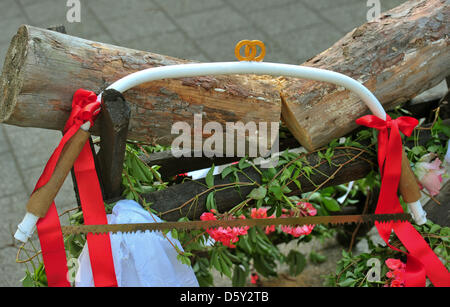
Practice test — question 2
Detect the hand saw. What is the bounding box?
[61,213,410,235]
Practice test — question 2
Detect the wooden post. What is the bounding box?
[97,89,131,201]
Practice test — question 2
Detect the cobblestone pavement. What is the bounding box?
[0,0,406,286]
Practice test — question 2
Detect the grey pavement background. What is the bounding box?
[0,0,407,286]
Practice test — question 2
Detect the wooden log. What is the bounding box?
[281,0,450,150]
[0,25,281,149]
[1,0,447,152]
[142,119,447,221]
[144,146,375,221]
[139,136,300,180]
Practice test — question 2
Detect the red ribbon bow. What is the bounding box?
[356,114,450,287]
[63,89,101,132]
[36,89,117,287]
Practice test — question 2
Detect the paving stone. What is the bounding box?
[21,0,104,38]
[0,246,28,287]
[87,0,159,20]
[0,151,25,199]
[0,191,29,242]
[317,2,368,34]
[123,30,202,60]
[0,42,9,71]
[0,126,10,154]
[63,10,106,39]
[22,165,77,209]
[0,9,28,45]
[271,23,344,64]
[300,0,361,11]
[246,1,320,36]
[176,6,251,40]
[80,32,116,47]
[3,125,63,170]
[224,0,297,13]
[0,0,22,22]
[21,0,70,26]
[194,27,294,64]
[0,191,32,287]
[153,0,225,17]
[99,8,177,43]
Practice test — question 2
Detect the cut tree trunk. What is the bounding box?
[141,119,448,221]
[281,0,449,150]
[144,146,375,221]
[0,25,281,150]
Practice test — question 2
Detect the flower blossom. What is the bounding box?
[280,202,317,237]
[250,273,259,284]
[250,207,276,234]
[385,258,406,287]
[200,210,249,248]
[414,153,445,196]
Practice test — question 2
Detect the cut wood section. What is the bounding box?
[0,0,448,152]
[0,25,281,149]
[280,0,449,150]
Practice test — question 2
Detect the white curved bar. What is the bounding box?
[104,61,387,121]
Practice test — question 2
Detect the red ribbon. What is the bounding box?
[35,89,117,287]
[356,114,450,287]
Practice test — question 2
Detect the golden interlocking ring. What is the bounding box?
[235,40,266,62]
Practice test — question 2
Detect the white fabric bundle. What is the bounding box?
[75,199,199,287]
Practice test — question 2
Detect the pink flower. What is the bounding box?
[265,225,276,235]
[297,202,317,217]
[414,153,445,196]
[385,258,406,271]
[280,202,317,237]
[250,273,259,284]
[251,208,268,219]
[390,279,404,287]
[200,211,249,248]
[385,258,406,287]
[280,224,314,237]
[250,207,276,234]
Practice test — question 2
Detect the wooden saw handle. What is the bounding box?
[26,128,91,217]
[399,149,422,203]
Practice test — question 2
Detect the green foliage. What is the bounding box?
[326,220,450,287]
[286,250,307,276]
[21,263,47,287]
[122,144,168,202]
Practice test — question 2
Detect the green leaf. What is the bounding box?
[338,278,356,287]
[206,192,216,211]
[248,186,267,200]
[21,272,34,287]
[232,265,248,287]
[238,157,251,170]
[218,255,232,278]
[269,185,283,200]
[205,164,215,188]
[309,251,327,264]
[322,197,341,212]
[286,250,306,276]
[221,166,236,179]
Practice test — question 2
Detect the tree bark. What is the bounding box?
[281,0,449,150]
[1,0,448,152]
[145,146,375,221]
[0,25,281,149]
[142,119,449,221]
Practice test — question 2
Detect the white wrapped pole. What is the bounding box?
[14,121,92,243]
